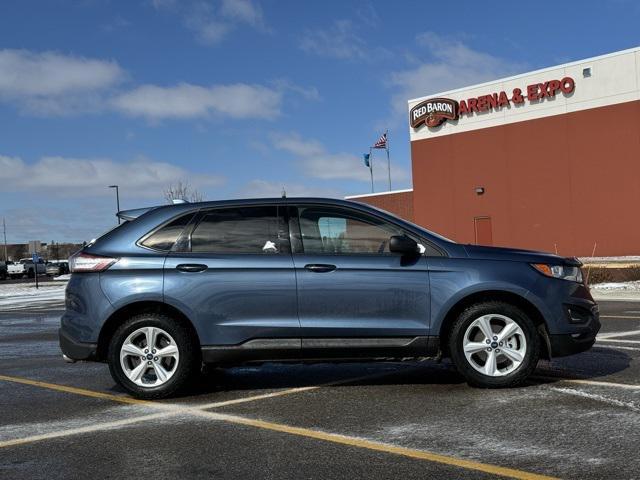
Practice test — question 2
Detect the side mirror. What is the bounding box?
[389,235,419,256]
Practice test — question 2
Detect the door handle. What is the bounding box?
[304,264,336,273]
[176,263,208,273]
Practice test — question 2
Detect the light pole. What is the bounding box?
[2,217,7,262]
[108,185,120,224]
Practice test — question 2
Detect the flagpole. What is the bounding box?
[369,147,374,193]
[385,130,391,191]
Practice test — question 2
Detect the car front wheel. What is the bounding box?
[449,301,540,388]
[107,313,200,399]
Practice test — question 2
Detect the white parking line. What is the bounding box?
[600,315,640,319]
[0,412,179,448]
[561,378,640,390]
[596,344,640,352]
[597,329,640,339]
[550,387,640,412]
[597,338,640,344]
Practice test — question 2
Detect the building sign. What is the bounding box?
[410,98,459,128]
[410,76,575,129]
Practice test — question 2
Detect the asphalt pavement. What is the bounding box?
[1,300,639,479]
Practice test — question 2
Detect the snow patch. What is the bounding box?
[0,283,66,311]
[590,281,640,291]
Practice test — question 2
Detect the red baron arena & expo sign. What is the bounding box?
[410,76,576,129]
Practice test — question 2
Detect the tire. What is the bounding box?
[107,313,200,399]
[448,301,540,388]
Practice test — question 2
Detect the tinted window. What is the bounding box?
[298,207,405,255]
[141,213,194,251]
[191,206,288,254]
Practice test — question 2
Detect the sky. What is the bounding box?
[1,0,639,243]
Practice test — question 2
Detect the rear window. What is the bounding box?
[190,206,288,254]
[140,213,195,251]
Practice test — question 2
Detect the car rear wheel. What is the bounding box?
[449,301,540,388]
[107,313,200,399]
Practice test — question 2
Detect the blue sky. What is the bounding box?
[1,0,639,242]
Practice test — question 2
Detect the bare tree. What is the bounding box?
[163,181,204,204]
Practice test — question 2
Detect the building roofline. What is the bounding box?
[407,45,640,104]
[345,188,413,199]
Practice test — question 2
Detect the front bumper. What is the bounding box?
[549,302,600,357]
[59,328,97,361]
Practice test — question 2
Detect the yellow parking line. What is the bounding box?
[0,374,153,406]
[193,409,559,480]
[0,372,557,480]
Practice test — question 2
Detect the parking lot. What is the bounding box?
[1,297,639,479]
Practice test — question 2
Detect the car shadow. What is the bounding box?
[178,360,466,397]
[526,346,633,387]
[105,347,633,398]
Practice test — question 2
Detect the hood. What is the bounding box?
[463,244,581,266]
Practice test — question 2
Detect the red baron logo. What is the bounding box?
[410,98,459,128]
[410,77,575,129]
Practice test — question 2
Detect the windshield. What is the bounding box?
[363,203,456,243]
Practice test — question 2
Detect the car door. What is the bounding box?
[163,204,300,358]
[289,204,432,358]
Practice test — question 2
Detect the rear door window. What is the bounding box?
[190,206,289,254]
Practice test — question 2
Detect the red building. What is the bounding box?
[349,47,640,257]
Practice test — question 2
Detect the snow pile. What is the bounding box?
[0,283,66,311]
[54,274,71,281]
[580,256,640,263]
[590,281,640,291]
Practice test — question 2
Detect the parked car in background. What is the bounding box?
[0,261,7,280]
[60,197,599,399]
[19,258,46,278]
[7,261,25,279]
[46,262,61,276]
[46,261,70,277]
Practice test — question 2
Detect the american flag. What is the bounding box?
[372,132,387,149]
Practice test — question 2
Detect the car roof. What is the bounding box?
[118,197,372,220]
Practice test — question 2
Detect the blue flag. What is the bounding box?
[363,153,370,167]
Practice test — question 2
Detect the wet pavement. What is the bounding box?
[1,301,639,479]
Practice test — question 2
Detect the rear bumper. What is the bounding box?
[59,328,97,361]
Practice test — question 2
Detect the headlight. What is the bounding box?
[531,263,583,283]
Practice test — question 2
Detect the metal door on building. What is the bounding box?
[474,216,493,245]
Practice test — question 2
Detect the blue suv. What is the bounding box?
[60,198,599,398]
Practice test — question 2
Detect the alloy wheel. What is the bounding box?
[462,314,527,377]
[119,326,180,387]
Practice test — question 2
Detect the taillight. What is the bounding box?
[69,252,118,273]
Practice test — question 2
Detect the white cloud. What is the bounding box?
[112,82,282,121]
[220,0,264,27]
[0,49,125,115]
[0,49,124,97]
[154,0,267,46]
[151,0,177,8]
[0,154,224,198]
[388,32,527,118]
[183,2,232,45]
[300,20,366,60]
[271,132,408,184]
[0,48,311,121]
